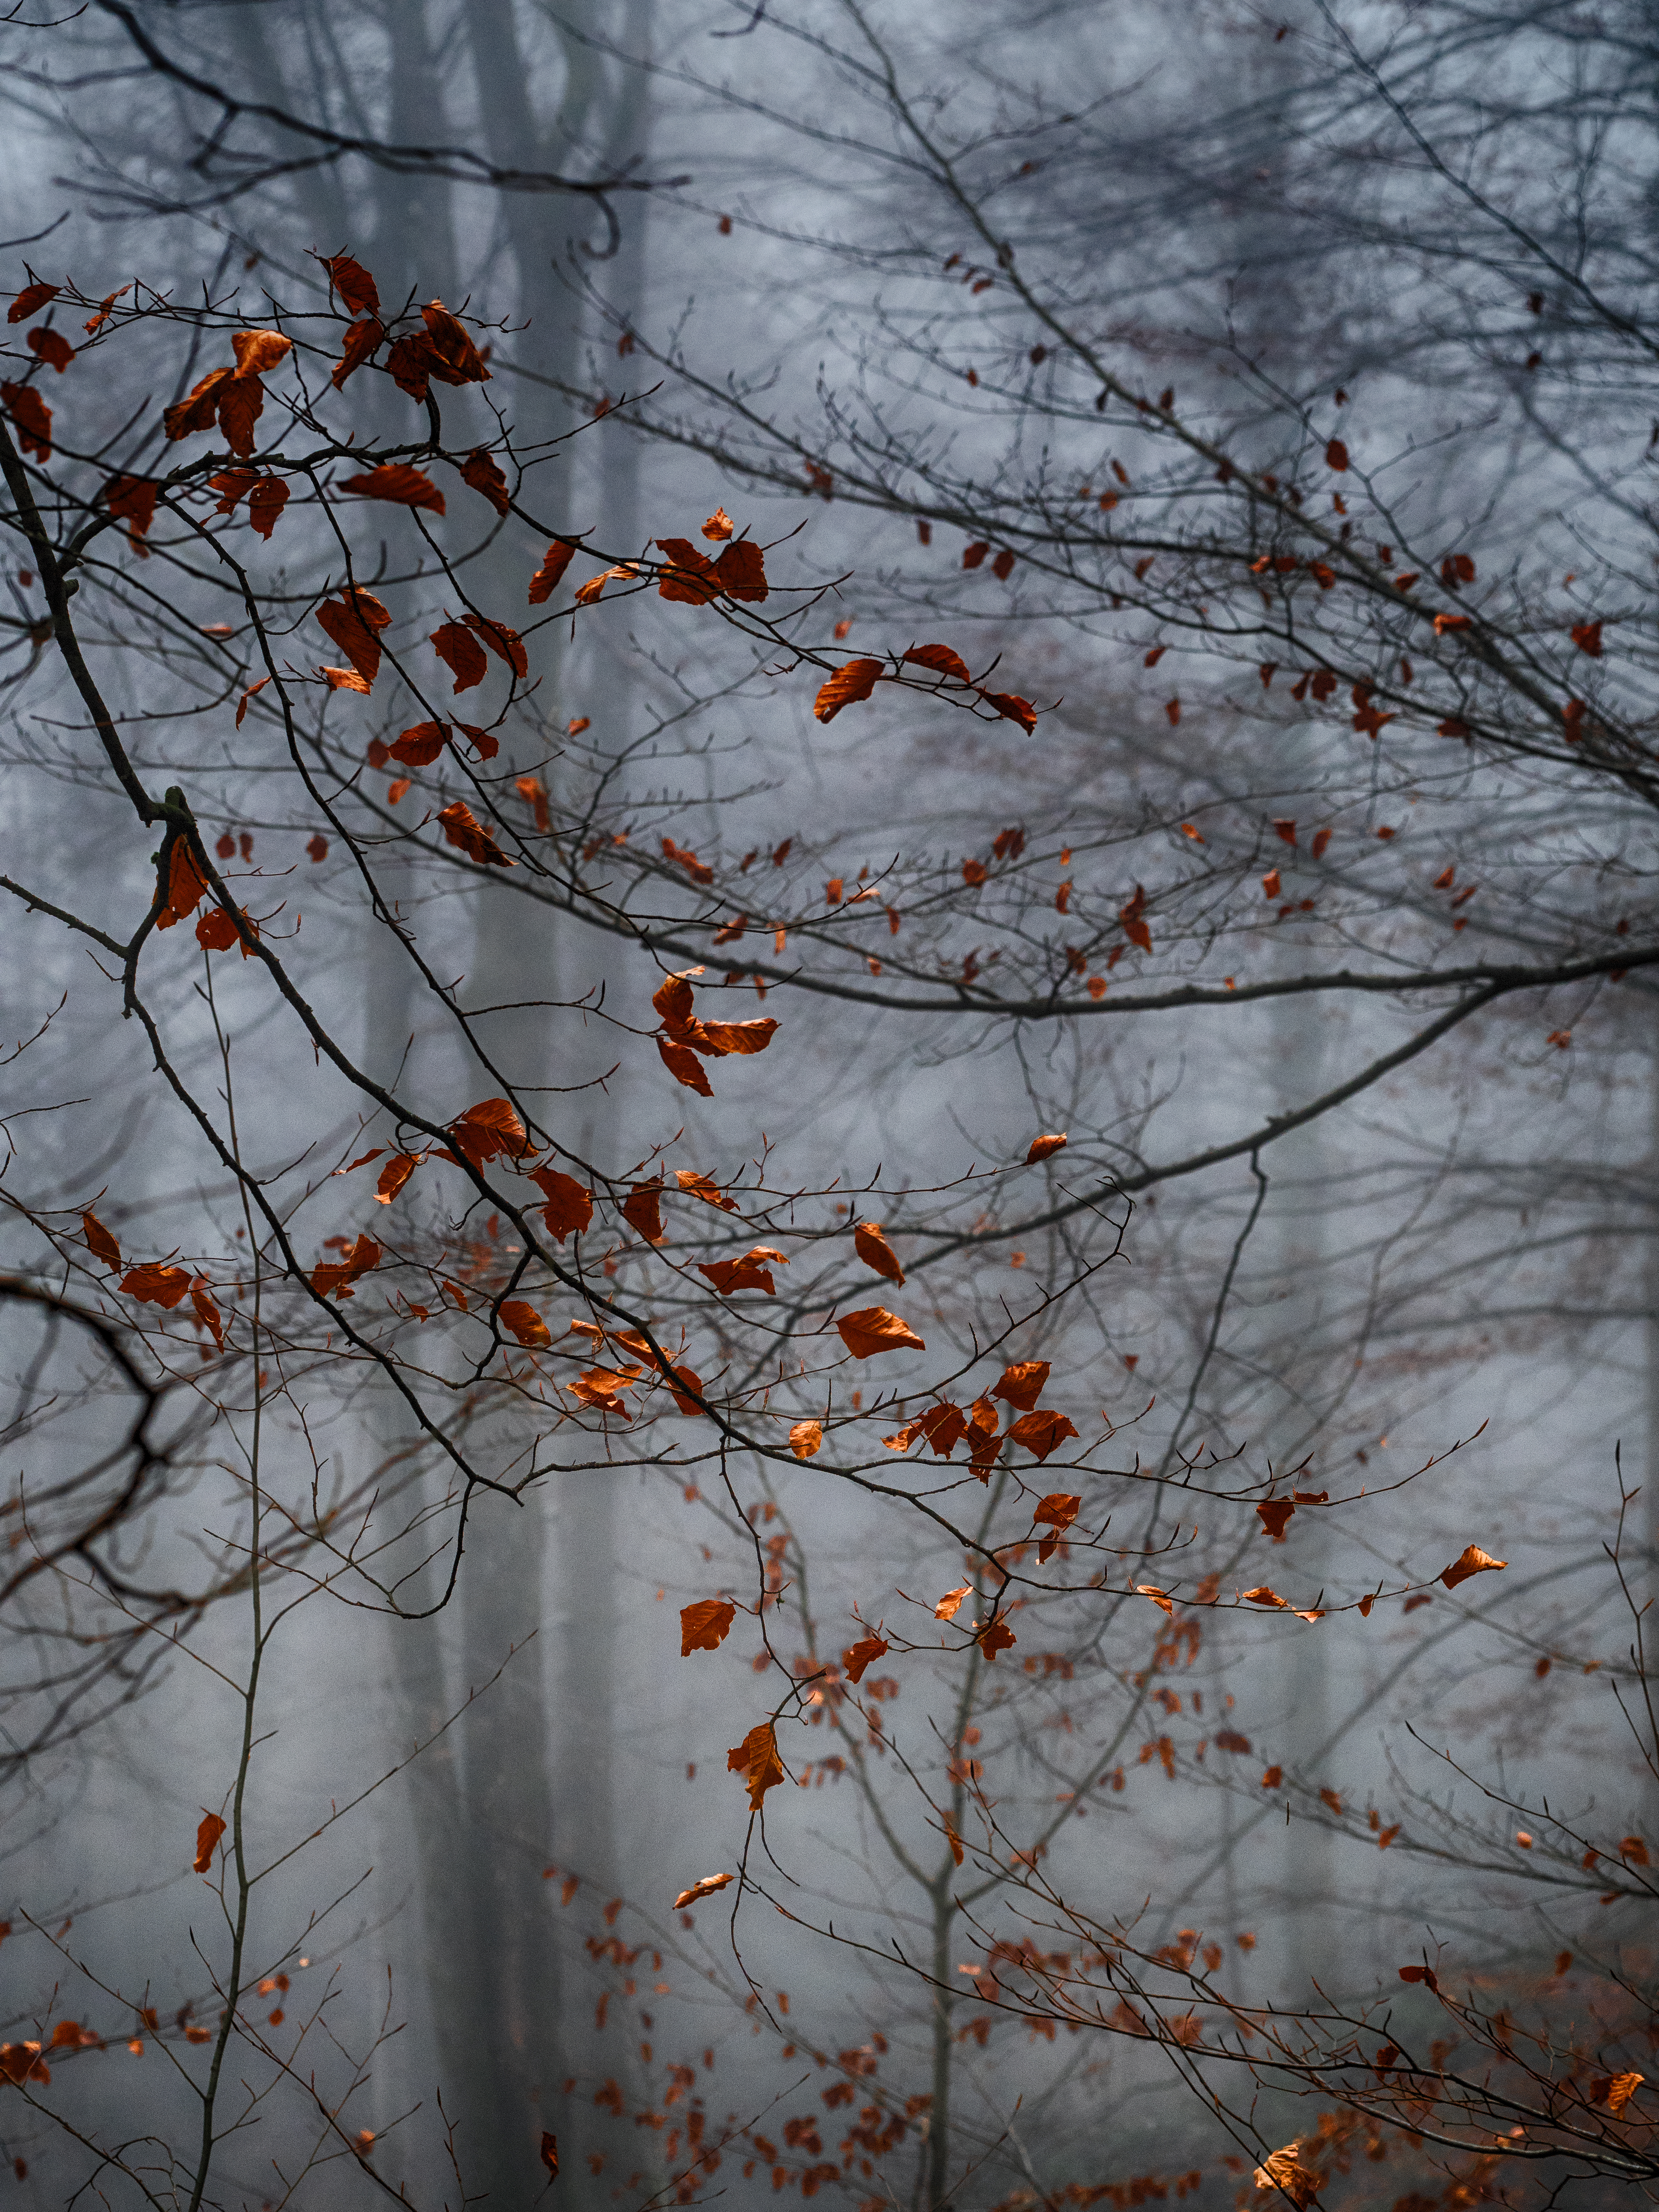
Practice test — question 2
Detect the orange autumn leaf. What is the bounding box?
[1440,1544,1507,1590]
[193,1813,227,1873]
[341,461,445,512]
[566,1365,641,1419]
[837,1305,925,1357]
[156,838,210,928]
[235,677,270,727]
[842,1634,888,1681]
[1253,2148,1319,2209]
[460,447,510,515]
[853,1221,904,1284]
[463,611,528,677]
[714,539,768,601]
[1025,1132,1068,1163]
[992,1359,1050,1411]
[530,1167,593,1242]
[789,1419,823,1460]
[654,536,721,605]
[1606,2072,1644,2114]
[653,973,697,1027]
[659,1036,714,1096]
[621,1182,665,1243]
[699,1246,788,1296]
[666,1364,705,1417]
[815,657,885,723]
[104,474,156,553]
[902,642,972,684]
[498,1301,551,1349]
[574,562,640,606]
[319,251,380,319]
[1004,1410,1078,1461]
[374,1153,419,1205]
[163,366,232,443]
[247,477,288,538]
[977,1615,1016,1661]
[681,1598,736,1655]
[527,540,576,604]
[677,1168,739,1212]
[390,721,448,767]
[81,1211,121,1270]
[1137,1584,1175,1616]
[315,588,390,687]
[331,316,383,390]
[540,2133,559,2182]
[120,1263,192,1308]
[727,1721,786,1810]
[698,1017,779,1056]
[943,1814,965,1866]
[447,1096,528,1166]
[1243,1586,1289,1609]
[189,1279,225,1353]
[935,1585,972,1622]
[431,621,488,692]
[1257,1498,1295,1542]
[0,380,50,459]
[982,689,1037,735]
[26,325,72,373]
[420,300,491,385]
[673,1871,735,1908]
[7,279,59,324]
[701,507,734,541]
[230,329,293,378]
[1032,1492,1081,1532]
[195,903,258,956]
[437,801,513,865]
[310,1233,381,1299]
[322,665,371,694]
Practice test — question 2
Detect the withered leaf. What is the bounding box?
[310,1234,381,1299]
[789,1418,822,1460]
[331,316,383,390]
[1,381,51,459]
[1253,2148,1319,2209]
[437,801,513,865]
[81,1211,121,1269]
[727,1721,786,1810]
[992,1359,1050,1411]
[192,1813,227,1874]
[1032,1492,1081,1531]
[701,508,734,541]
[155,840,210,928]
[935,1585,971,1622]
[1440,1544,1506,1590]
[681,1598,736,1655]
[448,1097,529,1165]
[104,474,156,554]
[697,1017,778,1056]
[978,1616,1016,1660]
[499,1301,550,1349]
[1005,1410,1077,1461]
[421,300,490,386]
[622,1182,665,1243]
[842,1634,888,1682]
[903,643,971,684]
[463,611,527,677]
[714,539,767,601]
[7,280,59,324]
[1257,1499,1295,1542]
[459,447,510,515]
[1026,1132,1068,1163]
[672,1871,734,1908]
[431,621,488,692]
[530,1167,593,1242]
[316,588,390,687]
[528,540,576,604]
[341,462,445,513]
[231,329,293,378]
[699,1246,788,1296]
[659,1037,714,1096]
[853,1221,904,1283]
[676,1169,738,1212]
[837,1305,924,1357]
[1243,1585,1289,1609]
[390,721,448,767]
[654,537,721,605]
[121,1263,192,1309]
[374,1154,419,1205]
[815,657,884,723]
[320,252,380,319]
[540,2133,559,2182]
[983,690,1037,735]
[26,326,73,373]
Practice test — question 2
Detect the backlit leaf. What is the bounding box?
[698,1017,778,1055]
[341,462,445,512]
[437,801,513,865]
[837,1306,925,1356]
[677,1169,739,1212]
[701,508,734,541]
[528,541,576,603]
[331,317,383,390]
[1005,1410,1077,1461]
[843,1635,888,1682]
[699,1246,788,1296]
[316,588,390,686]
[789,1419,822,1460]
[659,1036,714,1095]
[672,1871,735,1908]
[1026,1132,1068,1162]
[853,1221,904,1283]
[903,643,971,684]
[935,1585,971,1622]
[390,721,448,767]
[120,1263,192,1309]
[714,539,767,601]
[1257,1499,1295,1542]
[192,1813,227,1874]
[375,1154,418,1205]
[992,1360,1049,1411]
[530,1167,593,1242]
[1440,1544,1507,1590]
[1032,1492,1081,1531]
[420,300,491,386]
[230,329,292,377]
[81,1211,121,1269]
[727,1721,786,1809]
[814,658,885,723]
[448,1096,529,1165]
[681,1598,736,1654]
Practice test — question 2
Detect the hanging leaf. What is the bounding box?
[672,1871,735,1908]
[699,1246,788,1296]
[659,1036,714,1095]
[7,280,59,324]
[104,474,156,554]
[340,462,445,512]
[319,251,381,319]
[315,588,390,687]
[697,1017,778,1056]
[622,1182,665,1243]
[374,1154,419,1205]
[1026,1132,1067,1162]
[904,643,972,684]
[420,300,491,385]
[389,721,448,767]
[81,1211,122,1269]
[1440,1544,1507,1590]
[460,448,511,515]
[983,690,1037,734]
[331,317,383,390]
[992,1359,1049,1411]
[448,1096,529,1166]
[463,611,528,677]
[431,622,488,693]
[676,1169,739,1212]
[539,2133,559,2182]
[727,1721,786,1810]
[498,1301,550,1349]
[714,539,768,601]
[528,541,576,604]
[1005,1410,1078,1461]
[437,801,513,865]
[935,1585,971,1622]
[842,1634,888,1682]
[837,1306,925,1356]
[853,1221,904,1284]
[654,537,721,605]
[701,508,735,541]
[681,1599,736,1654]
[530,1167,593,1242]
[192,1813,227,1874]
[1,382,51,459]
[789,1418,823,1459]
[814,658,885,723]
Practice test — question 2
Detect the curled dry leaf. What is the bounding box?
[1032,1492,1081,1531]
[699,1017,779,1056]
[374,1154,418,1205]
[935,1585,971,1622]
[1253,2148,1320,2209]
[659,1036,713,1096]
[903,642,972,684]
[528,540,576,604]
[699,1246,788,1296]
[727,1721,786,1810]
[498,1300,551,1349]
[1606,2072,1644,2114]
[1137,1585,1175,1615]
[530,1167,592,1243]
[431,623,488,691]
[311,1233,381,1299]
[0,381,50,459]
[814,657,885,723]
[843,1634,888,1682]
[460,447,510,515]
[316,588,390,687]
[120,1263,192,1309]
[1243,1586,1290,1609]
[437,801,514,866]
[1440,1544,1507,1590]
[836,1306,925,1357]
[676,1168,738,1212]
[789,1419,823,1460]
[853,1221,904,1284]
[193,1813,227,1874]
[448,1096,528,1165]
[81,1211,121,1270]
[236,678,270,728]
[155,839,210,929]
[1257,1498,1296,1542]
[977,1616,1016,1660]
[540,2133,559,2182]
[1026,1132,1068,1163]
[681,1598,736,1655]
[1005,1410,1078,1461]
[104,474,156,553]
[340,462,445,513]
[701,507,734,541]
[621,1182,664,1243]
[992,1359,1049,1411]
[672,1871,735,1909]
[319,251,380,319]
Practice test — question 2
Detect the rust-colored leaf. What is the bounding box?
[659,1037,714,1096]
[540,2132,559,2182]
[622,1182,664,1243]
[374,1153,419,1205]
[699,1246,788,1296]
[853,1221,904,1284]
[1138,1584,1174,1615]
[574,562,640,605]
[1025,1132,1067,1162]
[216,374,266,459]
[437,801,513,865]
[727,1721,786,1810]
[672,1871,735,1908]
[983,690,1036,734]
[448,1096,529,1166]
[1032,1492,1081,1531]
[163,366,232,443]
[320,252,381,319]
[935,1584,971,1622]
[156,839,210,929]
[681,1598,736,1654]
[498,1300,550,1349]
[463,611,528,678]
[528,540,576,604]
[430,621,488,693]
[231,329,293,377]
[701,508,734,541]
[992,1359,1049,1411]
[323,665,371,694]
[714,538,767,601]
[1440,1544,1506,1590]
[460,448,511,515]
[7,280,59,324]
[386,331,437,400]
[698,1017,778,1056]
[104,474,155,553]
[190,1278,225,1352]
[666,1364,705,1417]
[26,325,73,373]
[530,1167,593,1242]
[837,1305,925,1357]
[1257,1498,1295,1542]
[341,462,444,512]
[195,903,257,955]
[843,1634,888,1682]
[310,1233,382,1299]
[903,643,972,684]
[81,1211,121,1269]
[390,720,448,767]
[1,381,51,459]
[1253,2148,1319,2208]
[316,588,390,687]
[421,300,491,385]
[331,316,383,390]
[677,1168,739,1212]
[815,657,884,723]
[789,1419,823,1460]
[192,1813,227,1873]
[1243,1585,1289,1609]
[1005,1409,1078,1461]
[247,477,289,538]
[978,1615,1016,1660]
[654,537,721,604]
